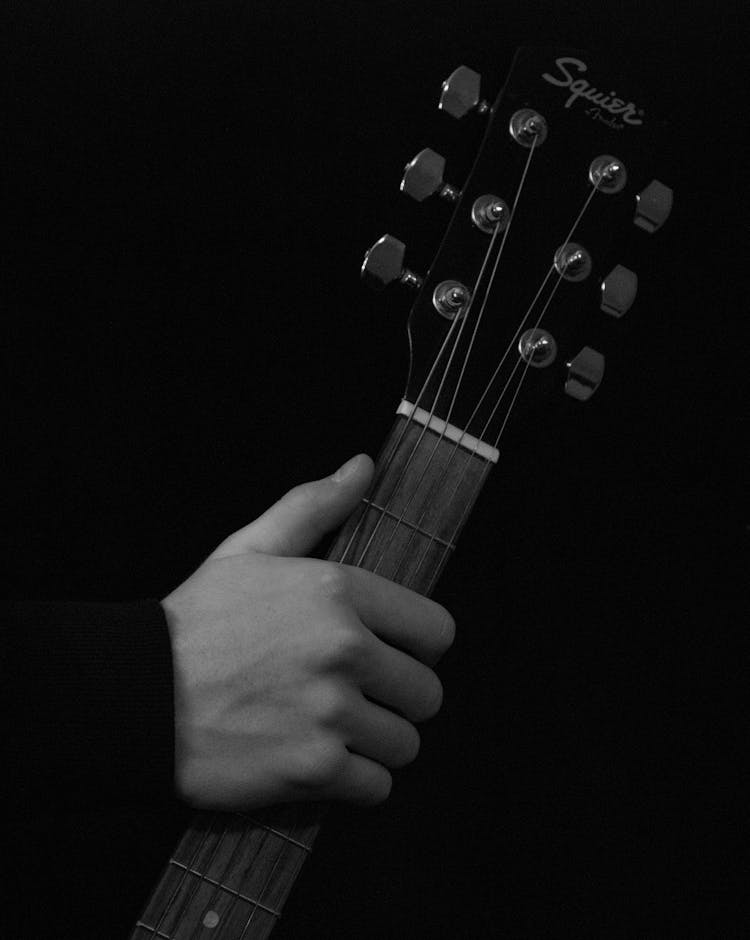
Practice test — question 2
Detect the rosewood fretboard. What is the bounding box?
[132,409,494,939]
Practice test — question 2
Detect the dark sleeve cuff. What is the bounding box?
[6,599,176,811]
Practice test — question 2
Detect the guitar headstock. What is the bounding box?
[362,46,673,449]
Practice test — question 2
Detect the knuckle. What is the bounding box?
[327,622,368,672]
[312,681,351,726]
[315,563,350,599]
[293,739,346,787]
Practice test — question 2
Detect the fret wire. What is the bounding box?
[164,816,233,940]
[237,814,313,852]
[390,444,481,586]
[167,860,282,917]
[360,497,457,551]
[146,812,223,938]
[185,815,279,940]
[236,811,299,940]
[134,924,172,940]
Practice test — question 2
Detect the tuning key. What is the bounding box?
[634,180,673,233]
[401,148,460,203]
[439,66,490,119]
[564,347,605,401]
[600,264,638,318]
[361,235,424,292]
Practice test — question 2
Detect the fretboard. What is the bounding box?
[132,407,495,939]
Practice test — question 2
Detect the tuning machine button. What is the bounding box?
[401,148,460,203]
[564,347,605,401]
[634,179,673,233]
[600,264,638,318]
[439,66,490,119]
[361,235,424,292]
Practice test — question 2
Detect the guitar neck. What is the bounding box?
[132,405,495,939]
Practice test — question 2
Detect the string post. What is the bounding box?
[518,329,558,368]
[509,108,548,147]
[432,279,471,320]
[471,194,510,234]
[553,242,592,282]
[589,154,628,194]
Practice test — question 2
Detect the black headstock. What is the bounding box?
[363,46,674,450]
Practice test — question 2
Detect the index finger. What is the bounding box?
[342,564,456,666]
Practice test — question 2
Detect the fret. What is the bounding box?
[359,496,457,552]
[168,860,282,915]
[328,411,493,594]
[138,866,277,938]
[169,814,311,912]
[134,409,495,937]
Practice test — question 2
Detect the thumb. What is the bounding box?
[210,454,374,559]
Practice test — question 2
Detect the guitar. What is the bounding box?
[130,46,673,938]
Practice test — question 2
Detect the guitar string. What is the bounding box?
[180,811,268,940]
[160,814,240,939]
[236,809,311,939]
[335,235,496,571]
[387,243,569,586]
[380,176,599,590]
[368,137,538,578]
[139,146,596,940]
[410,260,569,593]
[339,137,539,574]
[188,817,296,940]
[414,181,603,597]
[200,136,539,940]
[141,811,222,937]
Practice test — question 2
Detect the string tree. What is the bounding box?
[401,148,460,203]
[439,66,490,119]
[361,234,424,292]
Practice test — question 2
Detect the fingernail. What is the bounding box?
[332,455,360,482]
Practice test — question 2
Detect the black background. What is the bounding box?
[3,2,746,937]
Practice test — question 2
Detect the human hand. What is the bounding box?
[161,454,455,810]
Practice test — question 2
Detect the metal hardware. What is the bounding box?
[439,66,490,119]
[509,108,548,148]
[361,235,423,292]
[432,280,471,320]
[471,195,509,234]
[553,242,592,281]
[518,329,557,368]
[589,154,628,194]
[634,179,674,233]
[401,148,460,203]
[565,347,605,401]
[600,264,638,318]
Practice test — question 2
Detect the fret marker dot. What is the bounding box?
[203,910,220,928]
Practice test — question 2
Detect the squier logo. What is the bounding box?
[542,57,644,127]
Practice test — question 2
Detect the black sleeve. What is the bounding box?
[6,599,176,812]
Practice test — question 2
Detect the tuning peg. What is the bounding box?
[634,179,673,233]
[564,347,605,401]
[600,264,638,318]
[400,148,460,203]
[439,66,490,119]
[361,235,424,292]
